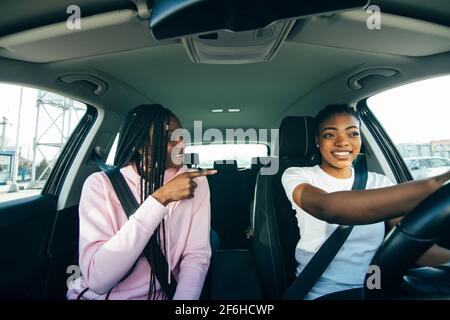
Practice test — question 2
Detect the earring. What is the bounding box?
[316,144,319,148]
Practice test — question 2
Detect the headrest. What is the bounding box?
[183,153,199,166]
[214,160,238,172]
[250,156,273,170]
[275,116,317,157]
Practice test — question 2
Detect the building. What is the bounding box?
[0,150,15,185]
[396,141,450,159]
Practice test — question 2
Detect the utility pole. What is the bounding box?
[9,86,23,193]
[0,117,8,149]
[28,97,41,189]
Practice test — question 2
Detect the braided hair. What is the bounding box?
[114,104,175,299]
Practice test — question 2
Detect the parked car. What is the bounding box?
[405,157,450,179]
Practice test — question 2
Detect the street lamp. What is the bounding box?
[8,86,23,193]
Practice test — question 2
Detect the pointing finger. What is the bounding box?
[186,169,217,178]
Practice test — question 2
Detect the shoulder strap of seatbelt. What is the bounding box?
[104,166,139,218]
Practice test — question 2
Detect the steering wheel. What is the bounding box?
[364,182,450,299]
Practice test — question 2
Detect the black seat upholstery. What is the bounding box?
[252,116,319,299]
[213,160,238,171]
[250,156,273,171]
[244,157,275,215]
[208,160,251,250]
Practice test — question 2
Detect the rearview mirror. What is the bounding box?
[150,0,369,40]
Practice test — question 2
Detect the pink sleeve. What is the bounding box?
[173,176,212,300]
[78,172,168,294]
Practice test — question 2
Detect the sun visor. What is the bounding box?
[289,10,450,57]
[0,9,174,63]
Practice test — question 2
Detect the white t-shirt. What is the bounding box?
[281,165,395,300]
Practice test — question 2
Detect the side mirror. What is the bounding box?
[150,0,369,40]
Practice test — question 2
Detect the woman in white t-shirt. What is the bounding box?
[281,104,450,300]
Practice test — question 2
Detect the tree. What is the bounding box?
[36,159,50,180]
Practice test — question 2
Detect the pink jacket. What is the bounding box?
[66,164,211,300]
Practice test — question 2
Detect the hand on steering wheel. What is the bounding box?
[364,182,450,299]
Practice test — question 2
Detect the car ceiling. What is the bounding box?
[62,42,395,131]
[374,0,450,27]
[0,0,450,132]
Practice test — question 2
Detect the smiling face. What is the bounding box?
[316,112,361,177]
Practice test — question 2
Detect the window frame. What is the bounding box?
[357,99,413,183]
[42,105,97,197]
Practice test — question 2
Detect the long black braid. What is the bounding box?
[114,104,174,299]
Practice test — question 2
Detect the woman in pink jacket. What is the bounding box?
[67,104,216,300]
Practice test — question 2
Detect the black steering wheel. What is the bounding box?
[364,182,450,299]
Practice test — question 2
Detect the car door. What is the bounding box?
[0,195,57,299]
[417,159,431,179]
[408,159,423,179]
[0,85,96,299]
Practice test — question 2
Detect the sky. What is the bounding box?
[367,75,450,144]
[1,75,449,164]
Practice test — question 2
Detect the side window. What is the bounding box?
[0,84,86,202]
[367,75,450,180]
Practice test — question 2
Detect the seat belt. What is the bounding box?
[282,151,368,300]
